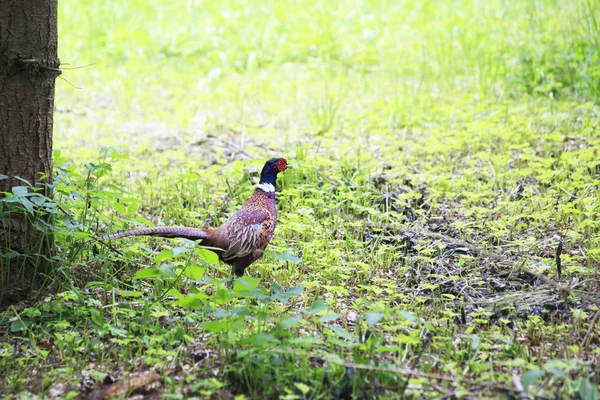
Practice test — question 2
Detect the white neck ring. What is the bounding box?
[257,183,275,193]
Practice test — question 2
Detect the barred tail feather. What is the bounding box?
[94,226,209,242]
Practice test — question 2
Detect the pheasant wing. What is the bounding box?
[221,209,271,261]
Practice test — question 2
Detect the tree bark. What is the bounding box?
[0,0,59,304]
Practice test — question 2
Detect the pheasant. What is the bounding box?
[95,158,292,277]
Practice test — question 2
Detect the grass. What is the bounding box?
[1,0,600,398]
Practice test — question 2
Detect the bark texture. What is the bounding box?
[0,0,59,304]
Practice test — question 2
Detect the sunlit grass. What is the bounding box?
[1,0,599,398]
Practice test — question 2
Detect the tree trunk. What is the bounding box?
[0,0,59,304]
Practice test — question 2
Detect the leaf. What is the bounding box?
[310,299,328,315]
[285,285,305,296]
[132,267,163,279]
[521,369,544,390]
[197,248,220,265]
[250,333,280,346]
[318,313,340,323]
[294,383,310,395]
[233,277,261,292]
[395,335,420,345]
[397,311,417,322]
[275,252,302,264]
[116,289,144,298]
[108,326,128,337]
[29,195,48,206]
[579,378,599,400]
[466,334,480,351]
[201,320,229,333]
[20,197,35,215]
[154,250,174,263]
[176,293,208,309]
[113,202,126,214]
[546,367,565,379]
[183,264,205,281]
[172,246,189,256]
[165,288,184,300]
[10,320,31,332]
[11,186,28,196]
[328,325,354,341]
[13,176,31,186]
[72,232,93,240]
[363,311,384,327]
[323,352,344,364]
[213,288,234,304]
[278,316,302,329]
[90,310,105,327]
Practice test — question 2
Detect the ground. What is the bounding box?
[1,0,600,398]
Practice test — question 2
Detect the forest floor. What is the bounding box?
[1,0,600,399]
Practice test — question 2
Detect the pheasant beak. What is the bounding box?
[284,164,292,170]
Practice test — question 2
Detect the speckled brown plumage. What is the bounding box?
[94,158,291,277]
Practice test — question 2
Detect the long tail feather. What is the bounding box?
[94,226,209,242]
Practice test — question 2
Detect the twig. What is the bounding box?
[556,238,563,279]
[581,309,600,349]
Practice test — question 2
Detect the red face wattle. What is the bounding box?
[275,158,291,172]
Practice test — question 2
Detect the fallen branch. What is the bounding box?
[581,308,600,349]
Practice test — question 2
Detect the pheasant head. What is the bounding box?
[257,157,292,192]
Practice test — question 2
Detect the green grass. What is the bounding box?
[1,0,600,398]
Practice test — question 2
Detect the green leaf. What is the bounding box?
[11,186,28,196]
[72,232,93,240]
[397,311,417,322]
[466,334,480,351]
[363,311,384,327]
[521,369,544,391]
[214,287,234,304]
[176,293,208,309]
[108,326,128,337]
[21,197,35,214]
[132,267,163,279]
[294,383,310,395]
[116,289,144,298]
[275,252,302,264]
[323,352,344,364]
[318,313,340,323]
[13,176,31,186]
[579,378,599,400]
[90,310,105,327]
[285,285,305,296]
[546,367,565,379]
[278,316,302,329]
[113,202,126,214]
[201,320,229,333]
[65,391,79,400]
[395,335,420,345]
[165,288,184,300]
[183,264,205,281]
[310,299,328,314]
[154,250,174,263]
[250,333,280,346]
[197,248,220,265]
[172,246,189,256]
[328,325,354,341]
[233,277,261,292]
[10,320,31,332]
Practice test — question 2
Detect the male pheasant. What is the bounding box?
[95,158,292,277]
